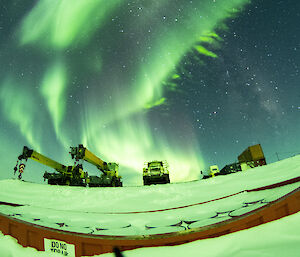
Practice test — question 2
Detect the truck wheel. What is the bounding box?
[164,175,170,184]
[48,179,54,185]
[143,177,149,185]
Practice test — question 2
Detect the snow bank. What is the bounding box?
[1,212,299,257]
[99,211,300,257]
[0,155,299,256]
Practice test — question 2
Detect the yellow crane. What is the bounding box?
[70,144,122,187]
[15,146,89,186]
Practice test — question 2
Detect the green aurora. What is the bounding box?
[0,0,251,184]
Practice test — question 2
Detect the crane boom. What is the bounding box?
[70,144,109,174]
[15,146,88,186]
[18,146,68,174]
[70,144,122,187]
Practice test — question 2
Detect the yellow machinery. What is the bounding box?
[15,146,89,186]
[70,144,122,187]
[143,160,170,185]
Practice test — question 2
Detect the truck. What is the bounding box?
[143,160,170,185]
[15,146,89,186]
[202,144,267,179]
[69,144,122,187]
[209,165,220,177]
[201,165,220,179]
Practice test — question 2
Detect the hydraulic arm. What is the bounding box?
[15,146,88,186]
[17,146,69,174]
[70,144,110,175]
[70,144,122,187]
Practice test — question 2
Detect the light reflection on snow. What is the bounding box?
[0,181,299,236]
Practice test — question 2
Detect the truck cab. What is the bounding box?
[143,161,170,185]
[209,165,220,177]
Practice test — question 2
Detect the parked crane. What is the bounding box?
[70,144,122,187]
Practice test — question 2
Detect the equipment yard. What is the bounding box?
[0,154,300,256]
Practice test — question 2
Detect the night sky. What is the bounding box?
[0,0,299,185]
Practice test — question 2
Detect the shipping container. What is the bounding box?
[238,144,266,163]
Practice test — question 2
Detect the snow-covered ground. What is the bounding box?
[1,211,300,257]
[0,154,300,256]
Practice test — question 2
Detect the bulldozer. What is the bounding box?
[15,146,89,186]
[143,160,170,185]
[70,144,122,187]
